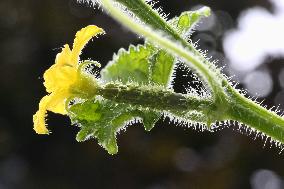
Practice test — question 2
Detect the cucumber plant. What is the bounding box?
[33,0,284,154]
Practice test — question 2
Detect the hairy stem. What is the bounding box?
[115,0,183,43]
[97,83,213,113]
[227,86,284,144]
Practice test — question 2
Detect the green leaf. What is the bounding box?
[101,42,175,87]
[101,44,156,84]
[173,7,211,35]
[69,98,161,154]
[70,100,119,154]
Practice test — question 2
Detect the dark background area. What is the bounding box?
[0,0,283,188]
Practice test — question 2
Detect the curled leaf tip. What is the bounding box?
[198,6,211,17]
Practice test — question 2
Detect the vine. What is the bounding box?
[33,0,284,154]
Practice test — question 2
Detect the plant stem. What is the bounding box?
[227,86,284,144]
[115,0,183,43]
[97,83,213,113]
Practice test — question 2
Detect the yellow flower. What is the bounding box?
[33,25,104,134]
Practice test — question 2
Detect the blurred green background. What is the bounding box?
[0,0,284,188]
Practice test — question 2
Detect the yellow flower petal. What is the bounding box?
[71,25,104,65]
[55,44,72,66]
[44,62,77,93]
[33,95,51,134]
[46,91,69,115]
[33,91,69,134]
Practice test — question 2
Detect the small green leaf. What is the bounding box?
[172,6,211,35]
